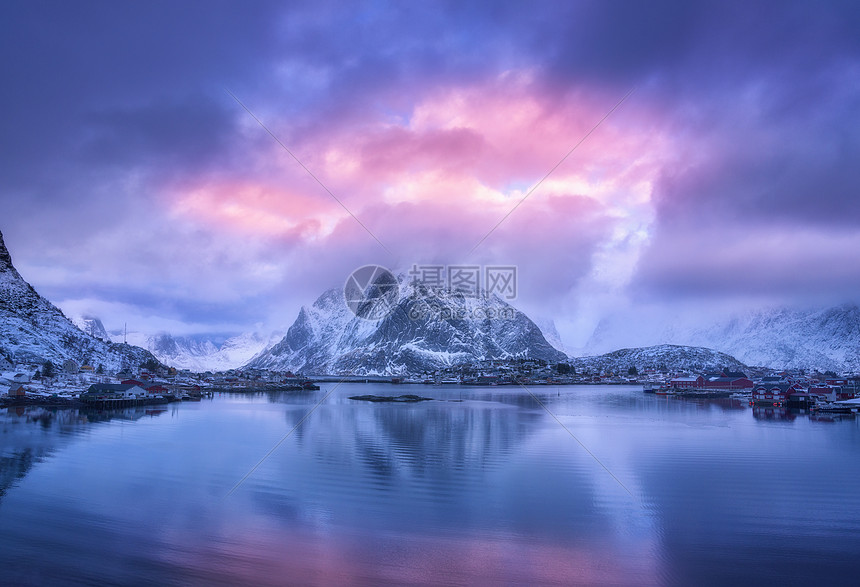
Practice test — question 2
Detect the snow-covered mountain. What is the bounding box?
[109,330,283,372]
[684,305,860,372]
[0,230,160,371]
[247,279,567,375]
[584,304,860,372]
[570,344,748,374]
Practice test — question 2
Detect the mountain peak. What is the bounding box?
[0,230,14,272]
[248,280,567,375]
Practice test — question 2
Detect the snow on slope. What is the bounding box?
[0,230,159,370]
[532,317,567,354]
[70,315,110,340]
[684,305,860,372]
[583,304,860,372]
[247,278,567,375]
[571,344,748,374]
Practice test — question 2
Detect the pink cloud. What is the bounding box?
[306,76,669,201]
[356,126,488,180]
[159,73,675,319]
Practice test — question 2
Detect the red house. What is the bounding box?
[671,375,705,389]
[7,383,26,397]
[753,382,802,405]
[706,376,754,390]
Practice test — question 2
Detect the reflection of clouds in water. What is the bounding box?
[158,521,661,587]
[6,388,858,585]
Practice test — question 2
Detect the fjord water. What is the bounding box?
[1,385,859,586]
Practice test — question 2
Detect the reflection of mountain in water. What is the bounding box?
[275,393,544,480]
[0,406,167,500]
[252,389,632,541]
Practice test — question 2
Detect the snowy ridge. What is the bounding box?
[247,278,567,375]
[571,344,747,374]
[0,230,160,370]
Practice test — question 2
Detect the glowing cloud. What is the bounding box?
[172,74,673,308]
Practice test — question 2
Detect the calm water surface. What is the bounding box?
[1,384,859,586]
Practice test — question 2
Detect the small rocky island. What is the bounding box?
[348,394,433,403]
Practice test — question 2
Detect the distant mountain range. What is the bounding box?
[0,231,159,371]
[65,313,283,373]
[105,330,283,373]
[247,280,567,375]
[162,281,859,376]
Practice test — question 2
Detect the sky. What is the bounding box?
[2,0,859,351]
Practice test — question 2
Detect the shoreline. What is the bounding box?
[2,383,735,410]
[0,396,179,410]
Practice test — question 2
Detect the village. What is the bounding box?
[426,358,860,411]
[3,354,859,413]
[0,356,319,408]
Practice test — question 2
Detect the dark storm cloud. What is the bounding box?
[79,95,236,173]
[0,0,528,205]
[4,0,857,199]
[0,0,281,193]
[52,279,273,326]
[538,0,860,88]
